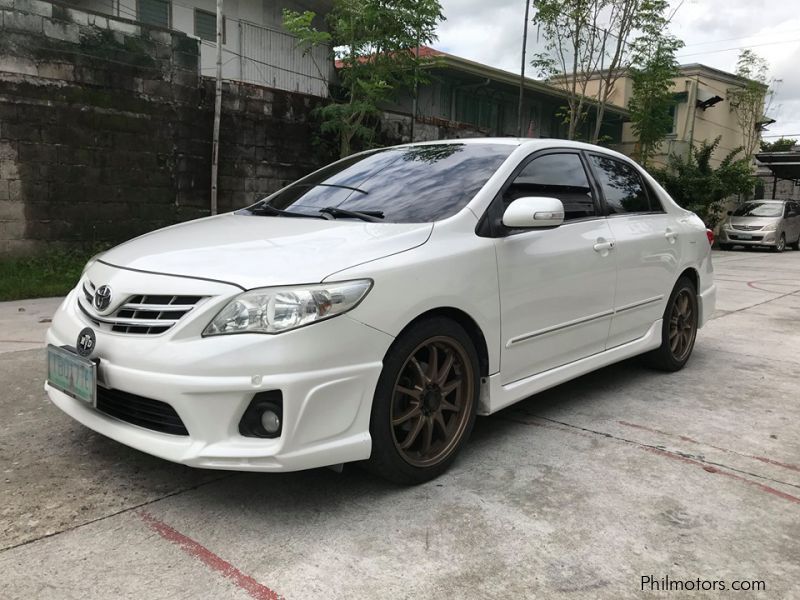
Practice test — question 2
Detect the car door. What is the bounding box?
[586,153,680,348]
[493,151,617,385]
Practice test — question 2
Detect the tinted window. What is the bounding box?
[589,155,650,214]
[259,144,514,223]
[504,153,596,220]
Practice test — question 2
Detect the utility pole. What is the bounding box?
[410,29,419,142]
[210,0,223,215]
[517,0,531,137]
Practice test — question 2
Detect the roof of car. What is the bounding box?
[404,137,628,155]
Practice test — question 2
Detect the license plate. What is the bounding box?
[47,344,97,405]
[738,234,751,240]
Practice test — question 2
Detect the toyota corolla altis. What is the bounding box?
[45,139,716,484]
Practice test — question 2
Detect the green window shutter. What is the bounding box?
[195,9,224,43]
[138,0,170,27]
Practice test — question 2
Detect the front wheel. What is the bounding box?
[773,234,786,253]
[365,317,479,485]
[645,276,698,372]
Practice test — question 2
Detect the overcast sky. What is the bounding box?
[435,0,800,140]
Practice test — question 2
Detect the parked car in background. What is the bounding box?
[718,200,800,252]
[45,139,716,484]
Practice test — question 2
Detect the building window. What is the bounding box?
[138,0,171,27]
[195,9,225,44]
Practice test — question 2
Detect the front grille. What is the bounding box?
[79,280,204,335]
[732,224,763,231]
[96,386,189,435]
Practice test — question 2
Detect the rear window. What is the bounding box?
[261,144,515,223]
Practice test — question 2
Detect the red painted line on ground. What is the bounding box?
[640,446,800,505]
[137,511,283,600]
[617,420,800,473]
[508,416,800,505]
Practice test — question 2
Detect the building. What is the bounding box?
[66,0,334,96]
[553,64,770,167]
[380,47,628,144]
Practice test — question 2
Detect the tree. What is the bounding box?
[626,9,682,167]
[531,0,671,143]
[652,136,755,227]
[284,0,444,158]
[728,50,771,159]
[760,137,796,152]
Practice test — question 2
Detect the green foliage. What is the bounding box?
[0,245,108,301]
[652,137,755,227]
[627,3,682,167]
[284,0,444,157]
[728,49,770,158]
[532,0,675,142]
[760,137,796,152]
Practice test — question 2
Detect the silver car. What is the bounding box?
[719,200,800,252]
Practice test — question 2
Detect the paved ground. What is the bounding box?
[1,249,799,599]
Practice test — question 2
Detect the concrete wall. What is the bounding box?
[0,0,324,255]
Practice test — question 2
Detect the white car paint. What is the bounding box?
[45,138,716,473]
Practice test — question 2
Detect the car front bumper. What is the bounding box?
[718,229,778,246]
[45,286,394,472]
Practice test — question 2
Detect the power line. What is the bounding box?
[677,38,800,59]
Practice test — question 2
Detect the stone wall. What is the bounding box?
[0,0,323,255]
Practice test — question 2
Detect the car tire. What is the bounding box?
[790,237,800,251]
[719,243,733,251]
[365,317,479,485]
[773,234,786,253]
[644,276,698,372]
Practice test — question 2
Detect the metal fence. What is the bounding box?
[239,21,332,97]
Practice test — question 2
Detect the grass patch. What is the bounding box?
[0,247,106,302]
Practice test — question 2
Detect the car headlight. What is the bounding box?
[722,221,733,230]
[203,279,372,336]
[762,223,777,231]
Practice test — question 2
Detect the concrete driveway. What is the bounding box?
[2,249,798,599]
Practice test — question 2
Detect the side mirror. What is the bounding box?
[502,197,565,229]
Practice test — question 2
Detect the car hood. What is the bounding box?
[729,216,780,228]
[99,214,433,289]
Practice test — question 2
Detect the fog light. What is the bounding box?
[261,409,281,434]
[238,391,283,438]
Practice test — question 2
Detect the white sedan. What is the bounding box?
[45,139,716,484]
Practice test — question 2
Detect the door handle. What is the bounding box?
[593,240,615,252]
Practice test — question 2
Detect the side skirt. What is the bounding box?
[479,320,662,415]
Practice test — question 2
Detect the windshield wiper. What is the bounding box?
[318,206,385,222]
[247,203,325,219]
[292,183,369,195]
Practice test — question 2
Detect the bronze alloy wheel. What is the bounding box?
[669,289,697,362]
[390,336,474,468]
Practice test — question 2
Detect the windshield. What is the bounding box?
[248,143,515,223]
[732,202,783,218]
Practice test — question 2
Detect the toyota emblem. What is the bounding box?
[93,285,113,312]
[76,327,96,357]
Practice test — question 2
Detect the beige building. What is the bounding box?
[553,64,769,168]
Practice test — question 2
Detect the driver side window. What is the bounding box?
[503,153,597,221]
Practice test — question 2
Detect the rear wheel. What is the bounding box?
[645,276,698,372]
[365,317,479,485]
[790,236,800,251]
[773,234,786,253]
